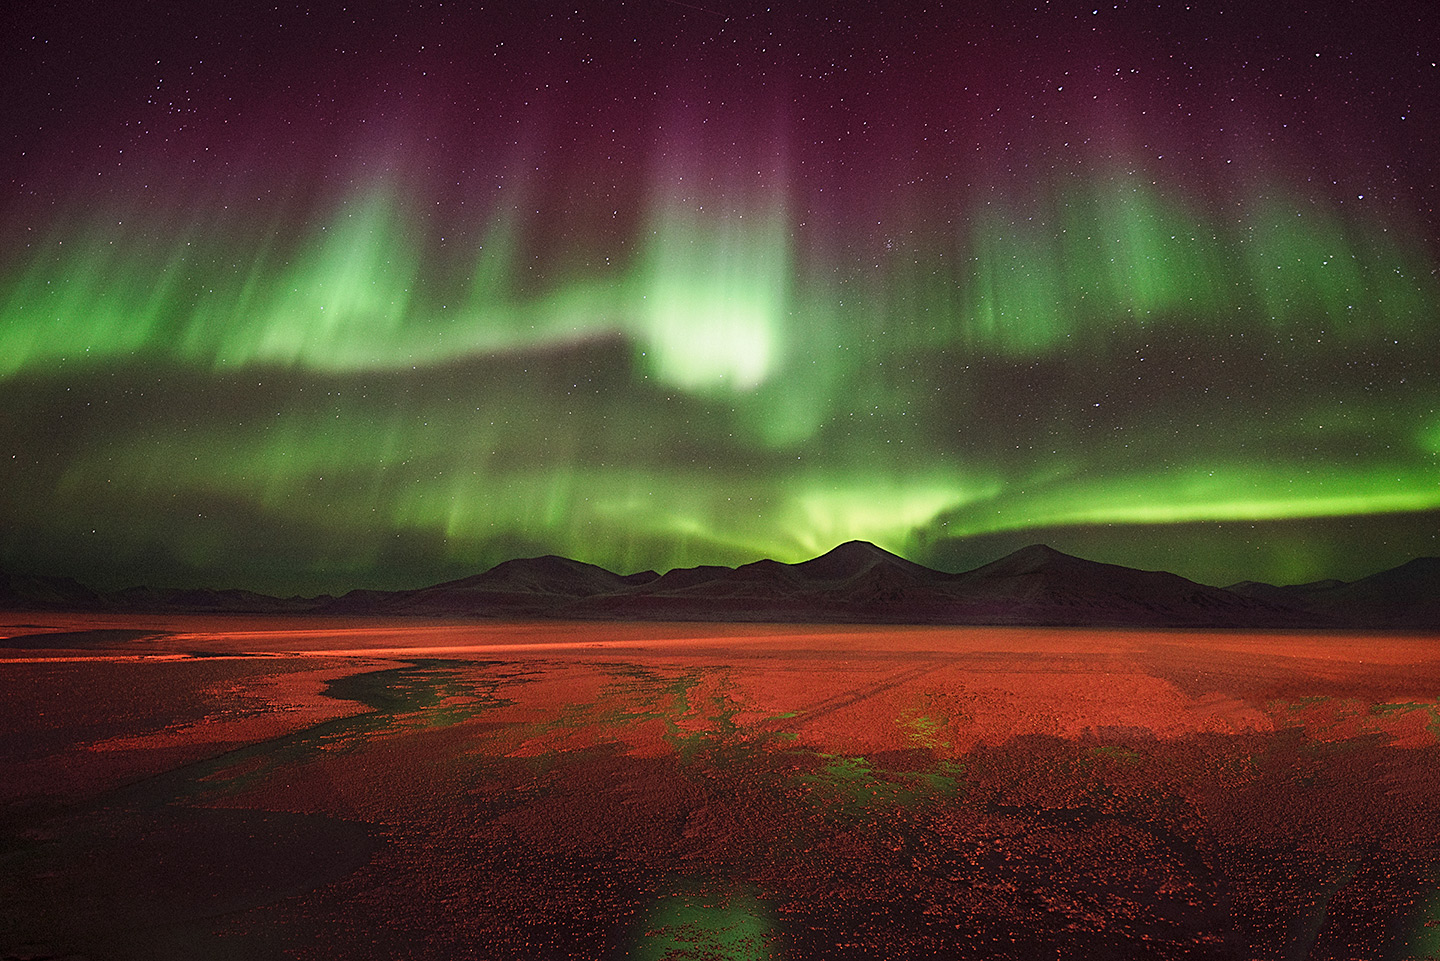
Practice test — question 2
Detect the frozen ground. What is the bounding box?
[2,615,1438,959]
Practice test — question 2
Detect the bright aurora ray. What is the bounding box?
[1,0,1437,594]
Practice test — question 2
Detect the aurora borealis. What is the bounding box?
[2,0,1438,594]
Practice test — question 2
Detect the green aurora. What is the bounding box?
[2,2,1437,593]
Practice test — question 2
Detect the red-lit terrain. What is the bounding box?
[2,614,1438,959]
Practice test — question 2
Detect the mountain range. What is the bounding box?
[4,542,1438,629]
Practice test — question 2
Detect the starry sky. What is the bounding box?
[2,0,1438,595]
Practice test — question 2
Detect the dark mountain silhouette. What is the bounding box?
[792,540,935,581]
[0,572,321,614]
[0,571,106,611]
[945,545,1310,627]
[324,555,659,616]
[565,540,964,622]
[110,585,315,614]
[622,563,735,595]
[1224,578,1347,606]
[2,544,1435,628]
[1229,556,1440,628]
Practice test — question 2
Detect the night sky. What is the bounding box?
[2,0,1438,595]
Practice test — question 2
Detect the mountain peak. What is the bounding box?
[1012,543,1070,561]
[430,553,632,597]
[972,544,1083,576]
[822,540,901,562]
[793,541,920,580]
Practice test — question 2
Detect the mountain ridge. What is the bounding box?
[3,544,1436,629]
